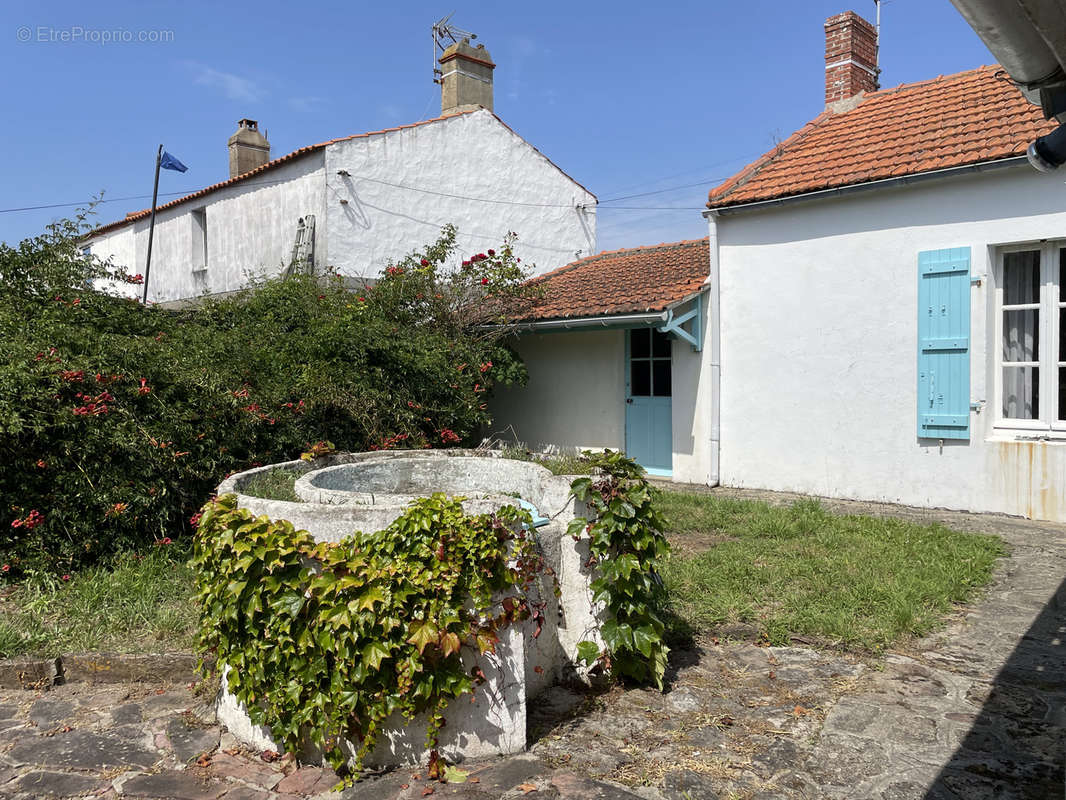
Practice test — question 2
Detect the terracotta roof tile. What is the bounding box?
[518,238,709,322]
[708,65,1056,209]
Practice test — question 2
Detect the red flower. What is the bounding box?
[479,362,492,373]
[129,274,144,284]
[35,459,47,469]
[420,258,429,266]
[155,537,172,546]
[13,510,44,530]
[59,370,84,382]
[358,297,366,302]
[61,574,70,581]
[488,249,495,256]
[189,511,203,527]
[137,378,151,395]
[480,277,489,286]
[1,564,9,573]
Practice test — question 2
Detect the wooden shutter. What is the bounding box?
[917,247,971,440]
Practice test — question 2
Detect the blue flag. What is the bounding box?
[160,151,188,172]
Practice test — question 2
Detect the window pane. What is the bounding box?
[1003,310,1039,361]
[652,360,672,397]
[1060,247,1066,290]
[652,330,672,358]
[1060,367,1066,421]
[631,360,651,396]
[1003,250,1041,304]
[630,329,650,359]
[1061,306,1066,362]
[1003,367,1039,419]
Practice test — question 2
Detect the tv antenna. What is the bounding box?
[432,14,478,84]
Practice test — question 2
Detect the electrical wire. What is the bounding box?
[0,169,722,216]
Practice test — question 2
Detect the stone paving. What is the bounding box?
[0,488,1063,799]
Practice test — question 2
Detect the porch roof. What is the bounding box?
[517,238,709,326]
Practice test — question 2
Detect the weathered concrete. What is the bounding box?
[216,450,605,769]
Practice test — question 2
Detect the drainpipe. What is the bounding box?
[704,210,722,487]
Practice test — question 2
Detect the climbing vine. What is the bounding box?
[568,450,672,688]
[191,493,541,777]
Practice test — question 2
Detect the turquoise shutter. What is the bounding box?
[917,247,971,439]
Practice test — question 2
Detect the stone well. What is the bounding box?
[212,449,603,766]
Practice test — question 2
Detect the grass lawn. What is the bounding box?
[0,547,198,658]
[658,490,1006,652]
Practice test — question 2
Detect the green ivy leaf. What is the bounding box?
[575,640,601,665]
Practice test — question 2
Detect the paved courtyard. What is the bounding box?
[0,489,1063,799]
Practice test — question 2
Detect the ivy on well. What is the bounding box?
[568,450,672,689]
[191,492,543,777]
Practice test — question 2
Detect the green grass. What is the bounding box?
[241,467,302,501]
[657,490,1006,652]
[0,548,198,658]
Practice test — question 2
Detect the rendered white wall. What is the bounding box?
[715,165,1066,521]
[488,330,625,452]
[324,111,596,279]
[671,298,714,485]
[88,155,326,303]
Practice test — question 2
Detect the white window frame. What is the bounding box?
[994,240,1066,435]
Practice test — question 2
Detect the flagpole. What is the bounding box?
[142,144,163,305]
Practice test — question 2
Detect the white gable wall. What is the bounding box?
[324,111,596,278]
[714,165,1066,521]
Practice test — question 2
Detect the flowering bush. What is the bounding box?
[0,217,535,575]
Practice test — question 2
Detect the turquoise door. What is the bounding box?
[626,328,672,475]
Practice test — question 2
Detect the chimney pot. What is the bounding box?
[228,118,271,178]
[439,39,495,115]
[824,10,879,112]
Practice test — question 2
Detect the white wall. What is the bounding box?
[715,165,1066,521]
[488,330,625,452]
[88,154,327,303]
[324,111,596,279]
[671,298,714,485]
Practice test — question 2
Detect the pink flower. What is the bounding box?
[137,379,151,395]
[1,564,9,573]
[61,574,70,582]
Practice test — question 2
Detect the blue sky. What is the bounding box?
[1,1,995,252]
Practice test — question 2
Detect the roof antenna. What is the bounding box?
[432,13,478,84]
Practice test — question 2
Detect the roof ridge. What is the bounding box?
[527,237,709,285]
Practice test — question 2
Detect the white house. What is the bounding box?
[489,238,713,484]
[705,10,1066,521]
[86,41,596,303]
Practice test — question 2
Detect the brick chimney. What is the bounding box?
[824,11,879,112]
[439,39,495,114]
[228,119,270,178]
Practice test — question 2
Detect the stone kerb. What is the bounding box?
[211,449,605,767]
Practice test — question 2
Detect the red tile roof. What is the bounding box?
[519,238,709,322]
[89,109,594,236]
[708,65,1057,209]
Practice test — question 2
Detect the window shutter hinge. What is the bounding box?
[970,274,984,286]
[970,400,985,413]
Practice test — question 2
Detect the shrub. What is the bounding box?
[0,216,535,575]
